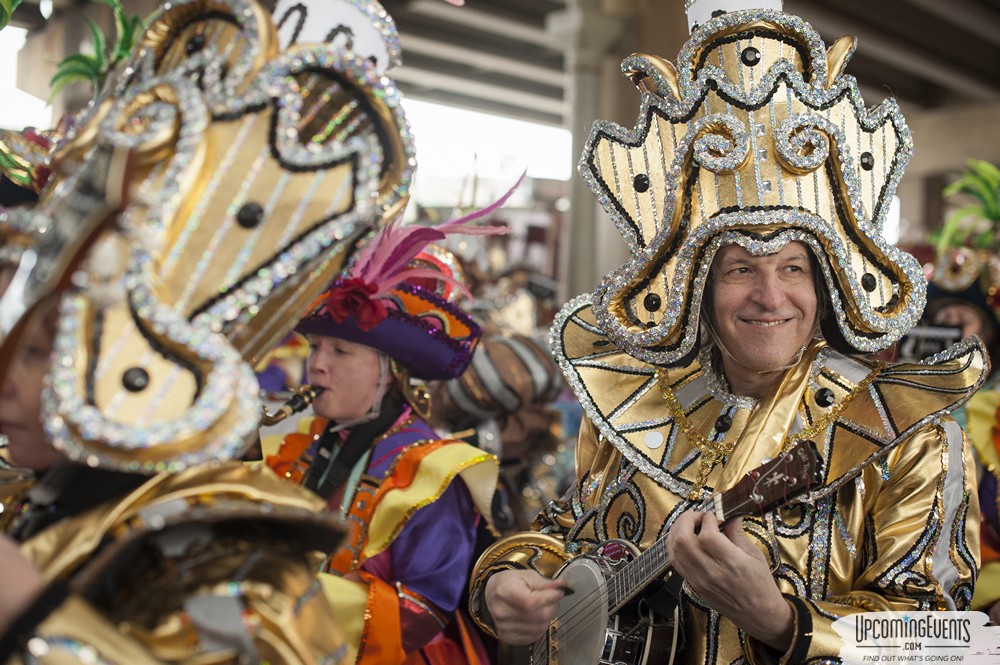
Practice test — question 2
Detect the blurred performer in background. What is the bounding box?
[429,331,568,535]
[471,266,560,338]
[428,228,575,536]
[470,1,984,663]
[256,333,309,393]
[922,246,1000,405]
[929,248,1000,624]
[921,160,1000,623]
[0,130,50,526]
[0,306,59,533]
[265,222,506,664]
[0,0,426,661]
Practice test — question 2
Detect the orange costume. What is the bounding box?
[267,412,497,665]
[265,234,509,663]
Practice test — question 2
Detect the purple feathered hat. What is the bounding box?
[296,183,518,380]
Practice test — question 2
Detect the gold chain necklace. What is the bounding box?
[656,361,885,499]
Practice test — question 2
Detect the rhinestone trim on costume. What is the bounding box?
[39,0,416,471]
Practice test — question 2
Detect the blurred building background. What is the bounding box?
[3,0,1000,301]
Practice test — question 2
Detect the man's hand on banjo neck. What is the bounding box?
[667,510,795,652]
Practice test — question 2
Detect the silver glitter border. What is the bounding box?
[36,0,417,472]
[581,9,916,364]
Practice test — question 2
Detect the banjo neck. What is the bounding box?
[607,440,821,611]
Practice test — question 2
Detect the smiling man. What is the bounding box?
[468,1,987,663]
[703,242,818,398]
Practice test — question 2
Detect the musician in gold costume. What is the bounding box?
[470,1,985,662]
[0,0,424,661]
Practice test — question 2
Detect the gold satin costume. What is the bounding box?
[470,4,987,661]
[5,463,347,664]
[0,0,415,660]
[471,328,984,663]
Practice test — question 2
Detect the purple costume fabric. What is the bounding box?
[353,415,480,614]
[982,472,999,536]
[361,483,478,613]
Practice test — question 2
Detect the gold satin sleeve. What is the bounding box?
[6,595,160,665]
[467,531,570,636]
[138,553,347,663]
[746,422,980,664]
[8,552,346,664]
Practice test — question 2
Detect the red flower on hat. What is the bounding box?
[325,278,388,331]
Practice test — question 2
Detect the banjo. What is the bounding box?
[530,439,822,665]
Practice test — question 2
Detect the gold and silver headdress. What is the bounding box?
[0,0,414,472]
[580,1,923,364]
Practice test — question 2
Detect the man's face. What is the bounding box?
[708,241,818,384]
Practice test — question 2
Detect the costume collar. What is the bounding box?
[699,347,758,411]
[552,294,988,501]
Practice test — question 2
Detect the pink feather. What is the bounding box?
[384,266,474,301]
[348,172,522,297]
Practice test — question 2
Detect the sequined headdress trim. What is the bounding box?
[5,0,416,472]
[579,8,923,365]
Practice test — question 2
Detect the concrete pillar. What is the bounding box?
[547,0,624,302]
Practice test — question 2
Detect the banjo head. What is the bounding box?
[547,555,610,664]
